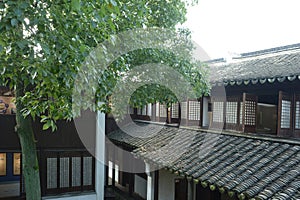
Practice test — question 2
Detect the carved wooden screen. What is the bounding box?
[225,96,242,131]
[277,91,293,137]
[242,93,257,133]
[294,94,300,136]
[187,99,202,126]
[211,97,225,129]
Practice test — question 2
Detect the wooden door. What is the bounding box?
[277,91,293,137]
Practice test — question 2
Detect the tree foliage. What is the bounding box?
[0,0,209,128]
[0,0,208,198]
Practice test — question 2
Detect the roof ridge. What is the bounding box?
[236,43,300,58]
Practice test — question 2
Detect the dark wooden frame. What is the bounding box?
[40,150,95,196]
[277,91,293,137]
[225,96,242,131]
[242,93,258,133]
[294,93,300,137]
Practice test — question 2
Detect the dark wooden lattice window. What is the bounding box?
[59,157,70,188]
[159,104,167,117]
[43,151,95,195]
[188,100,201,120]
[245,100,256,126]
[213,102,224,122]
[295,101,300,129]
[71,157,81,187]
[240,102,243,123]
[171,103,179,118]
[242,93,257,133]
[47,157,58,189]
[281,100,291,129]
[278,91,292,136]
[83,157,93,186]
[226,102,238,124]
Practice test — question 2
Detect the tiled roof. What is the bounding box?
[208,44,300,85]
[108,122,300,200]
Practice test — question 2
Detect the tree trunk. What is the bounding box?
[16,83,41,200]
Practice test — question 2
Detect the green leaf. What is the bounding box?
[71,0,81,11]
[42,122,50,130]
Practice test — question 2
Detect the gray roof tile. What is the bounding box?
[108,122,300,199]
[208,47,300,84]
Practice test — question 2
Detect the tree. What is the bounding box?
[0,0,208,199]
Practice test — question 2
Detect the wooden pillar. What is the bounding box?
[129,173,134,196]
[154,171,159,200]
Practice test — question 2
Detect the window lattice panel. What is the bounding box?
[188,101,201,120]
[213,102,224,122]
[245,100,256,125]
[226,102,238,124]
[83,157,93,186]
[72,157,81,187]
[47,158,57,189]
[171,103,179,118]
[181,102,187,119]
[281,100,291,129]
[159,104,167,117]
[240,102,243,123]
[60,157,70,188]
[295,101,300,129]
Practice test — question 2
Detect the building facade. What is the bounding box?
[107,44,300,200]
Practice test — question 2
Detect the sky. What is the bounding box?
[183,0,300,59]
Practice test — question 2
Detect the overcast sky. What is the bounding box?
[183,0,300,59]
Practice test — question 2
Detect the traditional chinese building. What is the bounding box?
[106,43,300,200]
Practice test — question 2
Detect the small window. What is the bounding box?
[0,153,6,176]
[295,101,300,129]
[281,100,291,129]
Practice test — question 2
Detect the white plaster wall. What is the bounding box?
[43,193,97,200]
[158,170,179,200]
[134,175,147,199]
[202,97,209,127]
